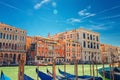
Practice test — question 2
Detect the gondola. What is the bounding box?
[98,67,120,80]
[46,68,66,80]
[58,68,103,80]
[24,74,34,80]
[36,68,53,80]
[0,71,11,80]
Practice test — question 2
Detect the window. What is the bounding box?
[0,33,2,38]
[88,42,90,48]
[9,35,11,40]
[91,43,93,48]
[97,44,99,49]
[87,34,89,39]
[10,29,12,31]
[16,30,17,32]
[94,43,96,49]
[4,28,6,30]
[90,35,92,40]
[83,33,85,39]
[0,43,2,48]
[13,35,14,40]
[83,41,86,48]
[3,33,5,39]
[77,33,79,39]
[72,43,75,46]
[70,34,72,38]
[7,28,9,31]
[96,36,99,41]
[15,35,17,40]
[6,34,9,39]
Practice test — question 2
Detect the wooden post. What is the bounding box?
[74,59,78,80]
[52,57,56,80]
[90,61,92,76]
[37,66,39,80]
[96,62,98,77]
[82,61,84,75]
[92,59,95,80]
[111,64,114,80]
[102,60,106,80]
[64,62,66,78]
[18,54,25,80]
[109,64,112,80]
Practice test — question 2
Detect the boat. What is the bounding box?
[24,74,34,80]
[0,71,11,80]
[58,68,103,80]
[36,68,53,80]
[98,67,120,80]
[46,68,66,80]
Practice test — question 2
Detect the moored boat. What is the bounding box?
[58,68,103,80]
[98,67,120,80]
[0,71,11,80]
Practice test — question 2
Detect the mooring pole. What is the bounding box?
[53,57,56,80]
[18,54,25,80]
[102,60,106,80]
[96,62,98,77]
[74,59,78,80]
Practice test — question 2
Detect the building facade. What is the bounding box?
[26,36,81,64]
[26,36,65,64]
[0,23,26,65]
[51,28,101,63]
[100,44,118,63]
[65,40,81,63]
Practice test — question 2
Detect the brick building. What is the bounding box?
[51,28,101,63]
[26,36,81,64]
[0,23,26,65]
[100,44,118,63]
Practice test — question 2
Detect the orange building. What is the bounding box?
[0,23,26,65]
[100,44,118,63]
[65,40,81,63]
[26,36,81,64]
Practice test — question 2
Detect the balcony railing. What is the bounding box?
[0,49,26,52]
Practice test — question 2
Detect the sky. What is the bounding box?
[0,0,120,46]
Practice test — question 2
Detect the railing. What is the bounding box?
[0,49,26,52]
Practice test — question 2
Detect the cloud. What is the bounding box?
[34,0,50,9]
[98,5,120,14]
[0,1,24,12]
[99,14,120,20]
[80,21,114,31]
[67,18,81,23]
[80,24,107,31]
[78,6,96,20]
[89,25,107,30]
